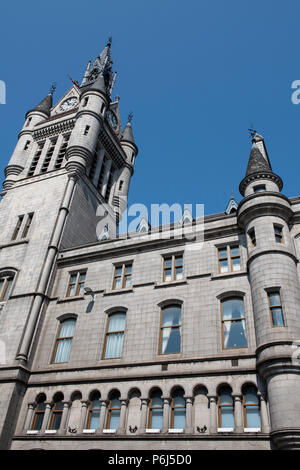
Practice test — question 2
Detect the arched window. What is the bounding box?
[218,386,234,429]
[87,391,101,429]
[106,391,121,430]
[31,394,46,430]
[51,318,76,363]
[160,305,181,354]
[49,393,64,430]
[0,271,15,302]
[170,388,186,429]
[243,385,261,429]
[103,312,126,359]
[221,297,247,349]
[148,390,163,430]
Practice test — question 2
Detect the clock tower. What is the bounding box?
[0,39,138,447]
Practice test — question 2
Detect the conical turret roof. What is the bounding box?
[26,93,52,117]
[245,142,272,176]
[121,121,135,144]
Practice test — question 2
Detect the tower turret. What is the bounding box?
[238,132,300,449]
[2,89,54,192]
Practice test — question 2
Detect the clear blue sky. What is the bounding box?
[1,0,300,217]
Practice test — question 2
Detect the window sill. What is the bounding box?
[168,428,184,433]
[146,429,161,434]
[57,295,84,303]
[211,270,247,281]
[83,429,96,434]
[154,279,187,289]
[217,428,233,432]
[26,430,38,435]
[44,430,57,434]
[103,288,133,296]
[103,429,116,434]
[244,428,261,432]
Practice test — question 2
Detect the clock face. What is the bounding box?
[60,97,78,112]
[107,110,118,130]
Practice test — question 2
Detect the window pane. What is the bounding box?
[109,409,120,429]
[51,414,62,430]
[272,307,284,326]
[69,285,76,296]
[173,393,185,407]
[175,257,183,266]
[3,278,13,300]
[244,387,259,405]
[164,269,172,281]
[89,411,100,429]
[108,313,126,332]
[221,407,234,428]
[269,292,280,306]
[164,258,172,268]
[151,395,163,407]
[54,338,72,363]
[151,409,163,429]
[162,307,181,327]
[246,406,261,428]
[105,332,124,358]
[231,247,239,257]
[115,267,122,276]
[173,409,186,429]
[161,327,180,354]
[219,249,227,259]
[124,276,131,288]
[223,319,247,348]
[232,258,240,271]
[222,299,244,320]
[59,319,76,338]
[114,278,122,289]
[175,267,183,279]
[125,265,132,274]
[220,390,233,405]
[33,413,44,430]
[220,260,228,273]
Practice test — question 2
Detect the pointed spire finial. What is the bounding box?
[49,82,56,96]
[107,36,112,47]
[128,111,133,123]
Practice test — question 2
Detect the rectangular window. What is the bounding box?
[274,225,283,244]
[163,254,183,281]
[41,138,57,173]
[254,185,266,193]
[221,298,247,349]
[11,215,24,241]
[22,213,34,238]
[28,141,45,176]
[84,125,90,135]
[248,228,256,248]
[103,313,126,359]
[160,305,181,354]
[54,134,70,169]
[66,271,86,297]
[268,291,285,326]
[0,275,14,302]
[218,246,240,273]
[51,318,76,363]
[23,140,30,150]
[112,263,132,290]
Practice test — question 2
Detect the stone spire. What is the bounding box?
[121,112,135,145]
[26,93,53,118]
[81,37,114,95]
[239,132,283,196]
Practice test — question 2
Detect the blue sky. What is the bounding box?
[1,0,300,217]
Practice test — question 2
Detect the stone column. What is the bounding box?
[78,400,89,433]
[40,402,52,431]
[23,403,35,431]
[233,394,243,432]
[162,397,170,433]
[96,400,108,434]
[118,398,128,434]
[139,398,149,434]
[184,396,194,434]
[59,401,71,434]
[259,393,270,433]
[207,395,217,434]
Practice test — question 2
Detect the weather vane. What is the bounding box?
[248,123,257,138]
[128,111,134,123]
[50,82,57,95]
